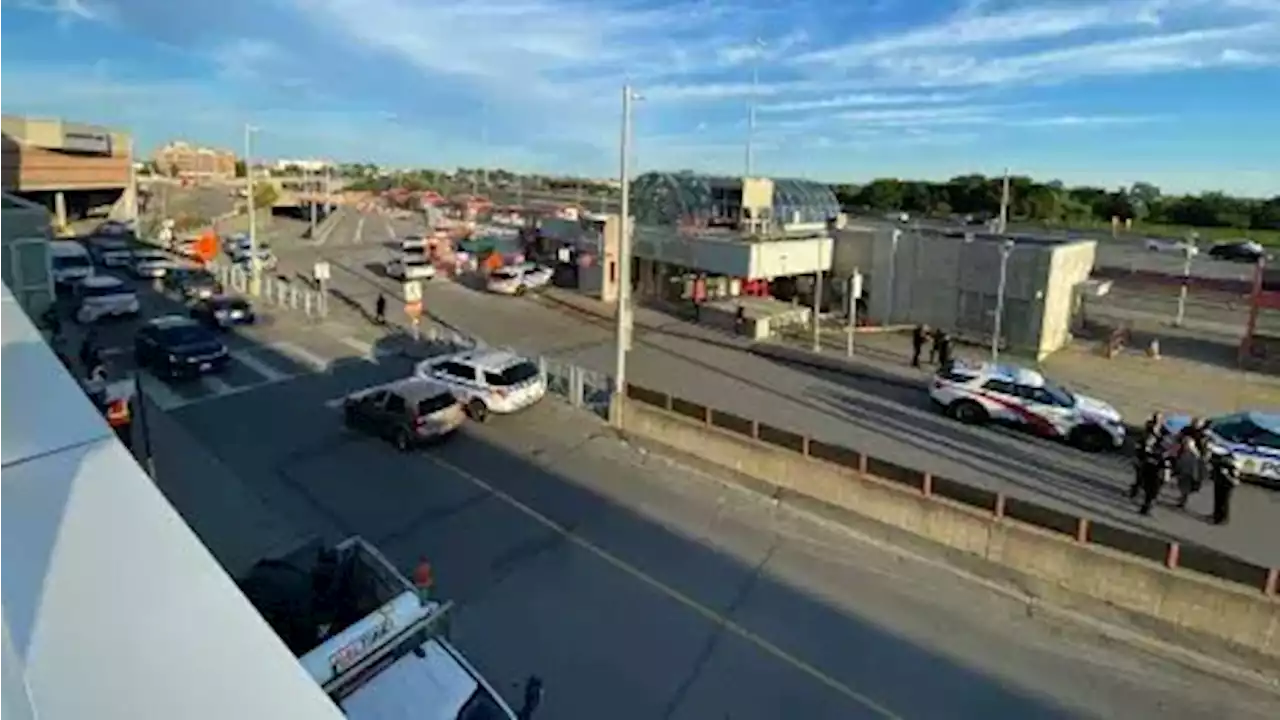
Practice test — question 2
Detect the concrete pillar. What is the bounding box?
[53,191,68,229]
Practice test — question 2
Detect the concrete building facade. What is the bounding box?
[1,193,54,319]
[1,115,135,228]
[154,141,237,179]
[833,226,1097,359]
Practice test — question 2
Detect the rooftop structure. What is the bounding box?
[630,172,840,232]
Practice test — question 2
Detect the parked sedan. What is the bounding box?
[486,262,554,296]
[130,249,175,279]
[1143,238,1199,257]
[190,295,256,329]
[341,377,466,450]
[134,315,230,380]
[1207,240,1266,263]
[165,267,222,300]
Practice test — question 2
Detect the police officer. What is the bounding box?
[1129,412,1165,500]
[1209,450,1240,525]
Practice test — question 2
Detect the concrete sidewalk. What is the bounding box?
[539,287,1280,425]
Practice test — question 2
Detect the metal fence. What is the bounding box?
[210,263,329,321]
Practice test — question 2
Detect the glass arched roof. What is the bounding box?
[630,172,840,227]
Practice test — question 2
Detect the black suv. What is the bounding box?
[165,267,222,300]
[134,315,230,379]
[190,295,256,329]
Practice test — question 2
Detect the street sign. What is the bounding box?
[314,261,331,282]
[403,280,422,304]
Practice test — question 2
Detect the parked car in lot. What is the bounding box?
[49,240,95,287]
[134,315,230,380]
[88,236,135,268]
[928,361,1126,452]
[1143,238,1199,256]
[341,378,466,450]
[414,350,546,422]
[165,267,222,300]
[73,275,140,324]
[1162,412,1280,489]
[1206,240,1267,263]
[190,294,256,329]
[486,262,554,296]
[130,249,176,279]
[386,253,437,280]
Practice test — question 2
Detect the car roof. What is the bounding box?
[146,315,200,329]
[450,349,526,371]
[953,361,1046,387]
[1244,412,1280,433]
[80,275,125,288]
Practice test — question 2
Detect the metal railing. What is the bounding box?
[209,263,329,320]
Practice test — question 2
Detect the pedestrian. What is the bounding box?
[374,293,387,325]
[691,275,706,322]
[1208,450,1240,525]
[935,330,954,370]
[911,324,929,367]
[1173,418,1209,509]
[1128,412,1165,499]
[78,330,98,370]
[1135,431,1165,516]
[928,328,941,364]
[734,305,747,337]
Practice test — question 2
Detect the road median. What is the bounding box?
[616,384,1280,675]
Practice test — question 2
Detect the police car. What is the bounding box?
[928,361,1126,452]
[1163,412,1280,488]
[413,349,546,423]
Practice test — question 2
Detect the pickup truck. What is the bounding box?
[239,536,543,719]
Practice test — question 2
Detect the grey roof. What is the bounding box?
[631,172,840,227]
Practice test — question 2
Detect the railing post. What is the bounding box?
[1075,517,1089,543]
[921,472,933,497]
[993,493,1006,519]
[1265,568,1278,596]
[1165,542,1180,570]
[857,453,868,476]
[662,393,672,411]
[801,436,810,456]
[749,420,759,439]
[703,406,711,424]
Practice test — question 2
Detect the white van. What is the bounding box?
[49,240,95,286]
[75,275,141,324]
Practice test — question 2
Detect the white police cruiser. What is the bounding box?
[1163,412,1280,489]
[928,361,1126,452]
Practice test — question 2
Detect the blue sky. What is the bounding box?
[3,0,1278,195]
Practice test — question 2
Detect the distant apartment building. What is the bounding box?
[154,141,237,179]
[273,159,330,173]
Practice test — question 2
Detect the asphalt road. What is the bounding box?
[146,334,1278,719]
[281,209,1280,570]
[1094,242,1261,284]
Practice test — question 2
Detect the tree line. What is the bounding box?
[832,176,1280,232]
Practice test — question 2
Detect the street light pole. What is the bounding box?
[612,84,637,428]
[998,167,1011,235]
[244,124,261,295]
[991,239,1015,363]
[885,229,901,324]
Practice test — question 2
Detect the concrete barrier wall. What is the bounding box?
[621,398,1280,662]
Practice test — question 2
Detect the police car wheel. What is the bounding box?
[1071,426,1111,453]
[466,399,489,423]
[949,400,987,425]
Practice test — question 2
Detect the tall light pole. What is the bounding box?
[997,167,1011,234]
[1175,233,1198,327]
[307,165,318,237]
[885,228,901,324]
[991,238,1015,364]
[244,124,261,295]
[745,37,765,178]
[612,84,640,427]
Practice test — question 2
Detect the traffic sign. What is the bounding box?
[403,280,422,304]
[314,261,331,282]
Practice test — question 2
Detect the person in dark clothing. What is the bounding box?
[1209,450,1240,525]
[1173,418,1209,509]
[79,330,98,370]
[1135,433,1166,515]
[374,293,387,325]
[928,328,941,364]
[934,331,954,370]
[1129,412,1165,499]
[911,324,930,367]
[734,306,747,336]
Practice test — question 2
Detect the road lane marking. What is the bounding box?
[424,454,903,720]
[266,341,331,373]
[230,349,291,382]
[354,216,365,244]
[138,375,190,411]
[337,336,376,359]
[203,374,236,396]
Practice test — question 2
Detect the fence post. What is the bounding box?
[1265,568,1278,596]
[1165,542,1180,570]
[749,419,759,439]
[1075,517,1089,543]
[921,472,933,497]
[571,366,585,408]
[994,493,1006,519]
[304,292,313,316]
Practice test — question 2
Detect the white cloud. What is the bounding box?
[759,92,969,113]
[1009,114,1166,127]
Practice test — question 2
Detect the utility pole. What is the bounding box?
[244,124,260,295]
[612,85,638,428]
[991,239,1015,363]
[998,167,1011,235]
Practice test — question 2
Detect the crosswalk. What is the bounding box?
[127,329,406,412]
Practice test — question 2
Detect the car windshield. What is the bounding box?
[416,392,457,416]
[1209,415,1280,450]
[455,687,508,720]
[491,361,539,386]
[158,324,212,346]
[1040,380,1075,407]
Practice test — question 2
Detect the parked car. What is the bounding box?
[49,240,95,287]
[928,361,1126,452]
[133,315,230,380]
[88,236,136,268]
[1162,412,1280,489]
[190,295,256,329]
[486,262,554,296]
[340,378,466,450]
[73,275,140,324]
[130,249,176,279]
[1206,240,1266,263]
[165,267,222,300]
[1143,238,1199,256]
[414,350,546,422]
[386,253,437,280]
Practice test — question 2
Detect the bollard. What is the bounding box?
[289,287,299,309]
[1147,338,1161,360]
[304,292,314,316]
